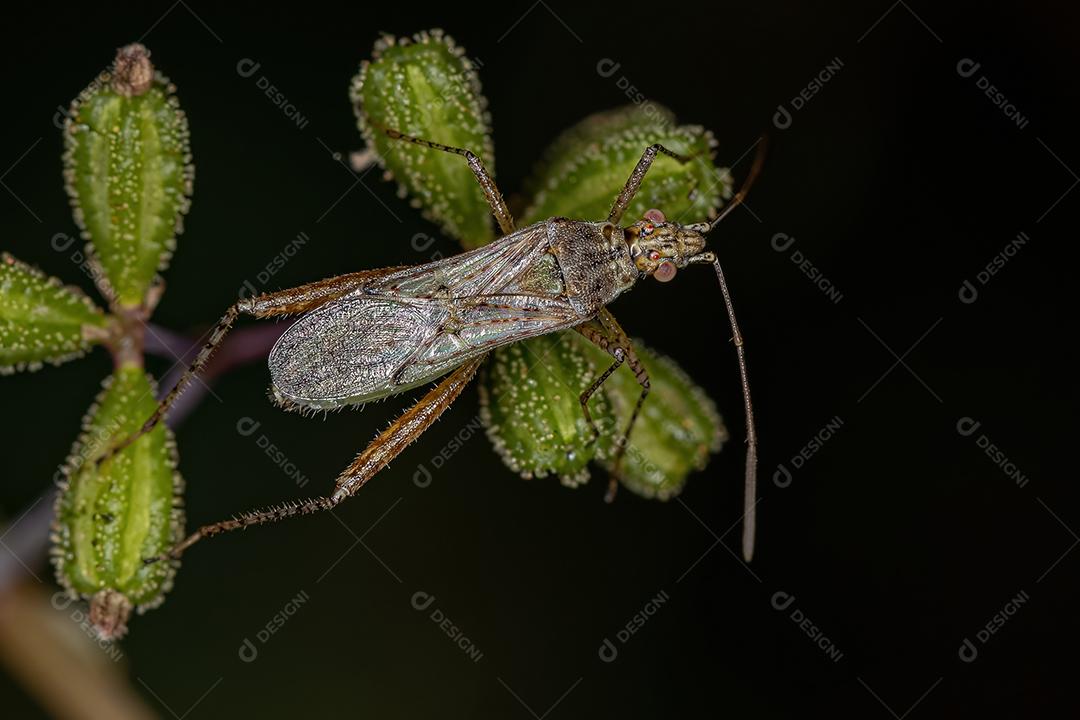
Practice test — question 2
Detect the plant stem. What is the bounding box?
[0,319,288,595]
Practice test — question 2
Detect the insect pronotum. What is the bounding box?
[104,125,766,563]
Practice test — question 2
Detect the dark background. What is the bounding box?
[1,1,1076,717]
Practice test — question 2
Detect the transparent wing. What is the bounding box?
[360,222,553,299]
[269,297,432,408]
[269,294,580,409]
[269,223,585,409]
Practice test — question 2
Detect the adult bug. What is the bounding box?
[108,126,766,563]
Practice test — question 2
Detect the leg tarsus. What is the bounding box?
[604,475,619,504]
[373,123,515,235]
[146,495,341,563]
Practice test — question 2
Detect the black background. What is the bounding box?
[1,1,1076,717]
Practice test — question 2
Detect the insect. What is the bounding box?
[105,125,766,563]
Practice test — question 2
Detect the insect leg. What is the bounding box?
[159,355,485,560]
[370,121,515,235]
[331,355,484,499]
[574,309,650,502]
[578,351,622,446]
[607,144,693,225]
[99,272,379,466]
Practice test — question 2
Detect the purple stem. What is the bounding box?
[148,322,290,427]
[0,321,289,593]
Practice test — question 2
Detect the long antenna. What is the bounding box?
[709,135,767,562]
[713,257,758,562]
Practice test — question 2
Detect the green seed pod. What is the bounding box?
[63,43,193,308]
[584,337,727,500]
[479,334,616,487]
[522,104,730,226]
[351,29,495,249]
[0,253,108,374]
[51,364,184,639]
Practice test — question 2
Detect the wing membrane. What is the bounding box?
[269,223,586,409]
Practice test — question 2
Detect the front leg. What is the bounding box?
[370,121,516,236]
[607,144,694,225]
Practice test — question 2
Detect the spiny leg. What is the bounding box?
[160,355,485,560]
[575,309,650,502]
[99,271,384,466]
[369,120,515,235]
[608,143,694,225]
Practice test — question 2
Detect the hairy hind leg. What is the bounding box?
[575,309,650,502]
[368,120,515,235]
[159,355,485,560]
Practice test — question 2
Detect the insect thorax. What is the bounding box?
[545,218,637,317]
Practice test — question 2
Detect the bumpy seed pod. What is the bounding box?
[522,104,729,225]
[351,29,495,249]
[0,253,108,374]
[479,334,616,487]
[583,337,727,500]
[51,365,184,640]
[63,43,193,308]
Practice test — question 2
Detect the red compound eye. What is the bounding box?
[654,261,677,282]
[648,251,661,261]
[644,208,666,223]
